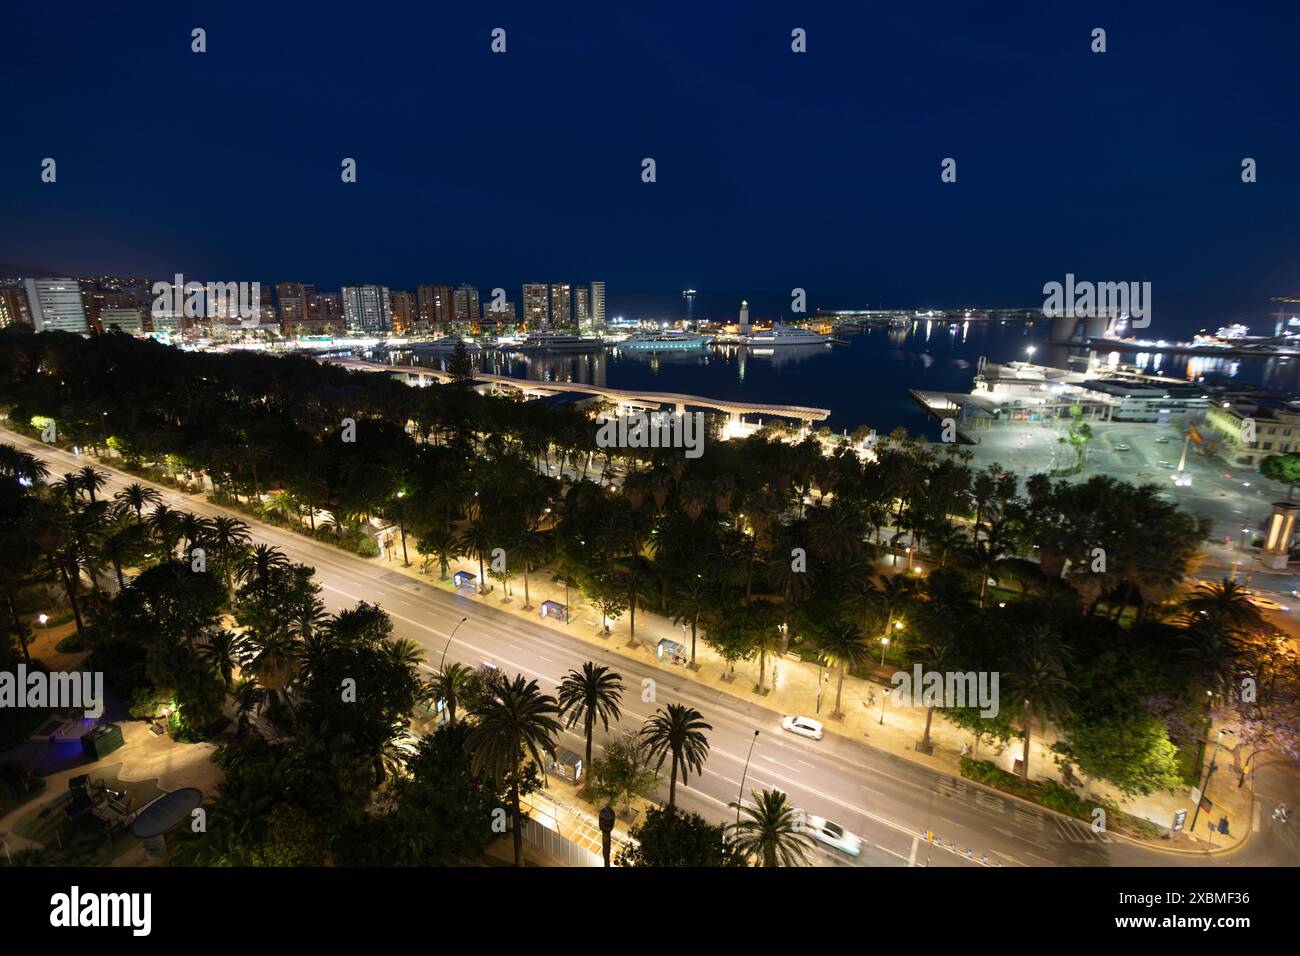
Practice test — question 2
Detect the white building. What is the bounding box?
[24,278,87,333]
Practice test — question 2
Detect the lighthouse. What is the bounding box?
[739,299,750,334]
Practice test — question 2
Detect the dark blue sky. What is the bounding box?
[3,1,1298,333]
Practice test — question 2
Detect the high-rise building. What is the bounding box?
[81,290,138,333]
[99,307,144,334]
[24,278,88,334]
[590,281,606,329]
[306,290,345,330]
[341,285,392,333]
[522,283,549,327]
[453,284,480,325]
[276,282,309,337]
[681,289,697,325]
[574,286,590,329]
[417,284,453,326]
[550,283,572,328]
[390,290,416,333]
[0,288,32,328]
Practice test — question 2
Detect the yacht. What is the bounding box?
[742,323,831,347]
[617,330,713,351]
[413,336,481,354]
[514,331,605,353]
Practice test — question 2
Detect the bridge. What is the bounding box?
[326,358,832,424]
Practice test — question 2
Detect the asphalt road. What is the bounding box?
[8,427,1297,868]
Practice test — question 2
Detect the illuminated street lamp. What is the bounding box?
[880,635,891,666]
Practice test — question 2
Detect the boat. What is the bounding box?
[616,330,713,351]
[514,331,606,353]
[410,336,481,354]
[741,323,831,347]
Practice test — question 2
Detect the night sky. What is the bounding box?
[3,1,1297,333]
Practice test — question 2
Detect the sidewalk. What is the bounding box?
[373,546,1253,854]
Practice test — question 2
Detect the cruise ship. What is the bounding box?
[617,330,713,351]
[514,331,605,353]
[742,323,831,347]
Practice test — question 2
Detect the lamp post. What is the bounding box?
[598,806,615,867]
[880,636,890,667]
[438,616,469,670]
[736,730,760,827]
[1190,727,1231,834]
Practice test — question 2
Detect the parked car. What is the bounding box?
[782,715,824,740]
[796,814,862,857]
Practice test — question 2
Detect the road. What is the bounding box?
[7,427,1297,868]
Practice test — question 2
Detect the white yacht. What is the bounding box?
[617,330,713,351]
[742,323,831,347]
[515,331,605,353]
[415,336,481,354]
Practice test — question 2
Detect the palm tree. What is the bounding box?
[875,572,916,640]
[1182,578,1263,634]
[1004,625,1072,781]
[816,621,871,719]
[428,662,471,724]
[381,637,426,670]
[907,634,960,753]
[512,526,551,610]
[640,703,711,808]
[236,543,290,596]
[206,515,252,594]
[200,628,241,687]
[236,628,302,723]
[417,520,461,580]
[557,662,625,774]
[729,788,813,867]
[114,482,161,524]
[466,674,564,866]
[76,466,108,503]
[667,575,711,668]
[457,519,495,595]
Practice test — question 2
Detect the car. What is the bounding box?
[1154,436,1171,443]
[782,715,824,740]
[1246,594,1290,613]
[1157,460,1175,469]
[796,814,862,857]
[1113,443,1130,451]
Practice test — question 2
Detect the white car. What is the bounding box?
[797,814,862,857]
[1154,436,1171,443]
[1113,443,1130,451]
[1246,594,1290,613]
[782,715,824,740]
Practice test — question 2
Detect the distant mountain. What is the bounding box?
[0,264,63,280]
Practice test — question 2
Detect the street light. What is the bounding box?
[736,730,760,827]
[438,616,469,670]
[1190,727,1232,834]
[880,636,890,667]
